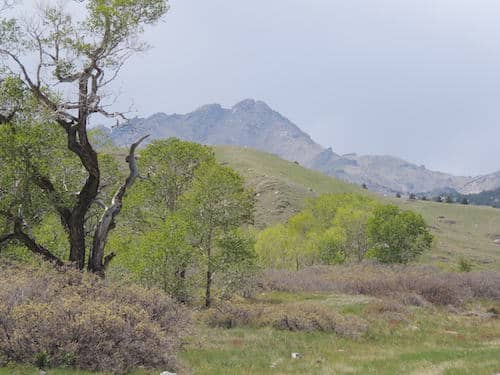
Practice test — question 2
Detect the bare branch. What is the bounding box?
[89,135,149,274]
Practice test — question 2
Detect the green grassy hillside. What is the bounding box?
[214,146,363,227]
[215,146,500,270]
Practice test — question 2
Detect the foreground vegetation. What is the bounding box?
[2,264,499,374]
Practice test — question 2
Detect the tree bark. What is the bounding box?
[88,135,149,276]
[205,267,212,308]
[205,239,213,308]
[10,220,64,266]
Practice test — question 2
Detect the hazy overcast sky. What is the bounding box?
[114,0,500,176]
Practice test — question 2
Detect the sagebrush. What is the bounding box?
[0,262,191,373]
[260,263,500,306]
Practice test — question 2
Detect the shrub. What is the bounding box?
[0,262,191,373]
[205,302,368,338]
[259,264,500,307]
[458,257,473,272]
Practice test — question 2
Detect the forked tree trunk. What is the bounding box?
[88,135,149,276]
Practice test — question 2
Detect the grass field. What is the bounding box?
[181,292,500,375]
[215,146,500,270]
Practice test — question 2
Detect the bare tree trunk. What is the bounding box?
[205,267,212,308]
[205,241,213,308]
[88,135,149,276]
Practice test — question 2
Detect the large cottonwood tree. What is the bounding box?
[0,0,169,275]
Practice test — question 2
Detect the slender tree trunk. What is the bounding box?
[205,268,212,308]
[205,243,212,308]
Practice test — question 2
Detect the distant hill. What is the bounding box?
[214,146,362,227]
[417,186,500,208]
[109,99,500,195]
[213,146,500,270]
[308,148,470,194]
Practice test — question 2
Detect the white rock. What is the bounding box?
[291,352,301,359]
[160,371,177,375]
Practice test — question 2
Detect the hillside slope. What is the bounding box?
[215,146,500,270]
[214,146,362,227]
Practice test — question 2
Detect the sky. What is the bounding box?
[102,1,500,175]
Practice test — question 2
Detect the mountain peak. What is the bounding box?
[110,99,324,165]
[194,103,223,113]
[232,99,271,113]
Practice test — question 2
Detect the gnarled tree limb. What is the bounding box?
[88,135,149,275]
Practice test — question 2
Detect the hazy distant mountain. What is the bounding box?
[308,149,471,194]
[109,99,500,194]
[459,171,500,195]
[111,99,323,166]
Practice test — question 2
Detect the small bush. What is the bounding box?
[205,302,368,338]
[0,263,191,373]
[458,257,473,272]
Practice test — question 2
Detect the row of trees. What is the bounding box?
[396,192,469,204]
[256,194,433,270]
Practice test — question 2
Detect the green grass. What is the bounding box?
[393,198,500,270]
[214,146,362,228]
[215,146,500,270]
[180,292,500,375]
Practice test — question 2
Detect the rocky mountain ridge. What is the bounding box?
[109,99,500,195]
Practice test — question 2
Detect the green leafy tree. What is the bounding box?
[215,229,258,299]
[129,138,215,225]
[332,206,372,262]
[255,193,378,268]
[133,214,194,300]
[0,0,170,274]
[179,163,255,307]
[316,226,346,265]
[255,224,297,270]
[368,205,433,264]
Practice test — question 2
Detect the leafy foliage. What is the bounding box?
[110,141,256,306]
[368,205,434,264]
[256,194,432,269]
